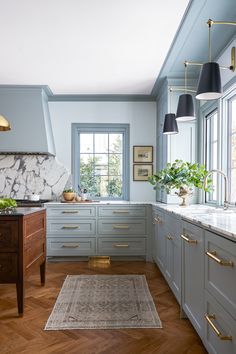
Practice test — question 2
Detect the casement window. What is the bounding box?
[227,94,236,203]
[205,109,219,203]
[72,124,130,200]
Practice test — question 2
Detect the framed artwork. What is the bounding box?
[133,164,153,181]
[133,146,153,163]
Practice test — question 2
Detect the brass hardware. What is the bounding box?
[113,225,130,230]
[62,211,79,214]
[206,251,234,267]
[113,244,129,248]
[88,256,110,268]
[181,234,197,244]
[113,210,129,214]
[0,115,11,131]
[61,225,79,229]
[154,217,162,224]
[167,234,173,240]
[205,314,232,341]
[231,47,235,72]
[61,244,79,248]
[207,19,236,27]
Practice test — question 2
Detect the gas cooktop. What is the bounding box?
[16,199,51,207]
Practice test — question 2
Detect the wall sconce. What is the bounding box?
[194,19,236,100]
[163,87,179,135]
[0,114,11,131]
[176,62,196,122]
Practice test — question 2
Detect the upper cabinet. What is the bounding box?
[0,87,55,156]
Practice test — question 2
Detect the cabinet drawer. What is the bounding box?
[0,253,18,281]
[98,218,146,235]
[98,206,146,217]
[0,221,18,252]
[47,237,96,256]
[46,206,96,218]
[47,219,96,235]
[204,291,236,354]
[205,231,236,320]
[98,237,146,255]
[152,208,165,225]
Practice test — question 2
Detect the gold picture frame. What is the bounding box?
[133,145,153,163]
[133,164,153,181]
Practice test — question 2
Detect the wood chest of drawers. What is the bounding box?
[0,209,46,316]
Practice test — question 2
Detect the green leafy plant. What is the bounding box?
[148,159,212,194]
[0,198,17,209]
[63,188,74,193]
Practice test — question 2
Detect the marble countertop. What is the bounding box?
[0,207,45,216]
[153,203,236,242]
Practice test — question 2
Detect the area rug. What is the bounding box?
[45,274,162,330]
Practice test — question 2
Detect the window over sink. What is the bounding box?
[72,124,130,200]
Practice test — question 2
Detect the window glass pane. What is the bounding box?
[80,134,93,153]
[229,97,236,203]
[94,154,108,175]
[95,134,108,153]
[230,168,236,201]
[109,134,123,153]
[213,113,218,141]
[99,176,109,197]
[109,154,122,175]
[231,134,236,168]
[107,176,122,197]
[232,99,236,133]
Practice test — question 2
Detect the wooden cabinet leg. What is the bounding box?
[40,261,46,285]
[16,282,24,316]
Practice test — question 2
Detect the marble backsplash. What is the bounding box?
[0,155,70,200]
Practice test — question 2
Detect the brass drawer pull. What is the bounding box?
[113,225,130,230]
[206,251,234,267]
[61,244,80,248]
[61,225,79,229]
[167,234,173,240]
[205,314,232,341]
[113,244,129,248]
[113,210,130,214]
[181,234,197,244]
[154,217,162,224]
[62,211,79,214]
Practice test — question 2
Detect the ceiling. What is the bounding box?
[0,0,189,95]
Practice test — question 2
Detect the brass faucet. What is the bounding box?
[204,169,229,209]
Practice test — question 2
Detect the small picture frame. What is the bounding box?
[133,164,153,181]
[133,146,153,163]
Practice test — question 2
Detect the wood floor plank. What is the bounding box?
[0,261,207,354]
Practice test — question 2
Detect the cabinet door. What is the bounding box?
[153,209,166,271]
[181,221,204,338]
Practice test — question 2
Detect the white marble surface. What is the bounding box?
[0,155,69,200]
[153,203,236,242]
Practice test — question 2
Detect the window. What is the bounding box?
[228,95,236,203]
[205,109,218,203]
[72,124,130,200]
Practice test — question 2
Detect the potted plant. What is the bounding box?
[148,159,212,206]
[62,188,75,202]
[0,197,17,213]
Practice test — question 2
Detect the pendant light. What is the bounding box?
[163,88,178,135]
[0,114,11,131]
[196,19,236,100]
[176,62,195,121]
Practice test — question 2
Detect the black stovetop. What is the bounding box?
[15,199,51,207]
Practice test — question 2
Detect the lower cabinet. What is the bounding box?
[181,221,205,337]
[152,207,181,303]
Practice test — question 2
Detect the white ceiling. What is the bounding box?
[0,0,189,95]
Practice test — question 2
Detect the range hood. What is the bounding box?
[0,86,55,156]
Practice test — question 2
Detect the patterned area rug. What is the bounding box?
[45,274,162,330]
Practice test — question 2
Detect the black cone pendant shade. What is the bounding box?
[163,114,178,134]
[176,94,195,121]
[196,62,222,100]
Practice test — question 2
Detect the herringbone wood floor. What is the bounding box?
[0,261,207,354]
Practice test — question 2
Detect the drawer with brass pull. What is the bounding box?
[98,218,146,235]
[47,237,96,256]
[46,219,96,235]
[205,231,236,320]
[204,291,236,354]
[98,206,146,217]
[97,237,146,255]
[46,206,96,218]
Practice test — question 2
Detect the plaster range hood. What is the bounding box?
[0,86,55,156]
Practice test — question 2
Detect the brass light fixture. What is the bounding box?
[163,87,179,135]
[176,62,196,121]
[0,114,11,131]
[196,19,236,100]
